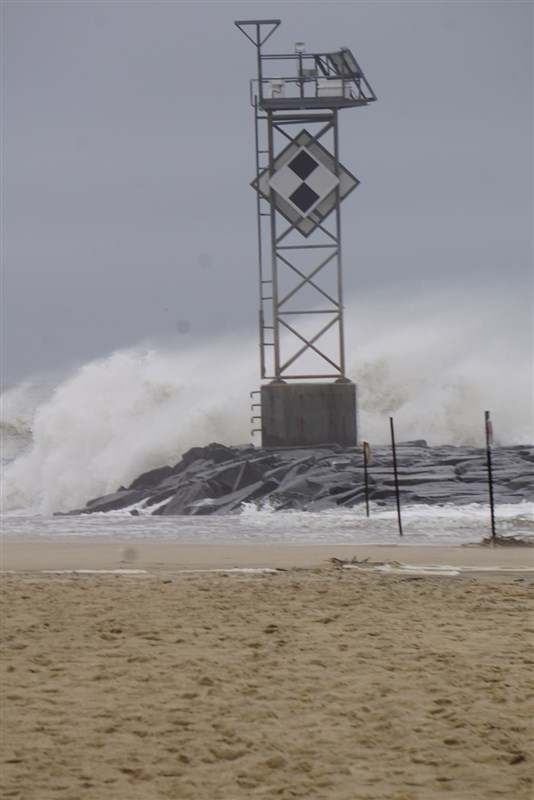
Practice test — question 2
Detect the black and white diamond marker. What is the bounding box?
[268,147,339,218]
[251,129,360,237]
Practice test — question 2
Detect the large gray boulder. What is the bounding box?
[59,441,534,516]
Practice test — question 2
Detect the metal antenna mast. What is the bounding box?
[236,19,376,447]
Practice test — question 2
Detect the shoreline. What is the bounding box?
[2,540,533,575]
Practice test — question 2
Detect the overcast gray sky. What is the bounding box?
[1,0,532,386]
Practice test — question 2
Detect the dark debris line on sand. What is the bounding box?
[57,441,534,518]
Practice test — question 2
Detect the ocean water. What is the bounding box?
[2,501,533,545]
[1,293,532,544]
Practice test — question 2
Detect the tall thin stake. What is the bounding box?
[485,410,496,542]
[389,417,403,537]
[363,441,371,518]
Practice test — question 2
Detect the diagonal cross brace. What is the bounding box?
[277,250,339,308]
[279,314,341,373]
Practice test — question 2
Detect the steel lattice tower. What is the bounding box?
[236,19,376,447]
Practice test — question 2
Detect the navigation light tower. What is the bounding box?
[235,19,376,447]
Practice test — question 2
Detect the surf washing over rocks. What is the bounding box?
[1,294,532,517]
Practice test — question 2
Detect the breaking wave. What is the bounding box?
[1,292,532,514]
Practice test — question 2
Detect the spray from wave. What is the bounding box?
[1,338,255,514]
[347,289,532,446]
[0,378,57,466]
[1,292,532,515]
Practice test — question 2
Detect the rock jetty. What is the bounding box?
[62,441,534,516]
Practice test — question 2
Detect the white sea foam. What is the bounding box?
[1,339,255,514]
[1,292,532,516]
[1,501,532,545]
[344,290,533,446]
[0,378,56,466]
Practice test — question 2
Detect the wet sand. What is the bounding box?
[2,539,533,572]
[1,541,533,799]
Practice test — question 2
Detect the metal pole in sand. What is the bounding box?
[485,410,497,542]
[363,441,371,517]
[389,417,403,537]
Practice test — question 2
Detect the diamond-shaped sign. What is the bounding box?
[268,148,340,217]
[252,130,359,237]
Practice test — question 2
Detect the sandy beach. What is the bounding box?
[1,541,533,799]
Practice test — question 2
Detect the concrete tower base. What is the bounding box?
[260,382,357,448]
